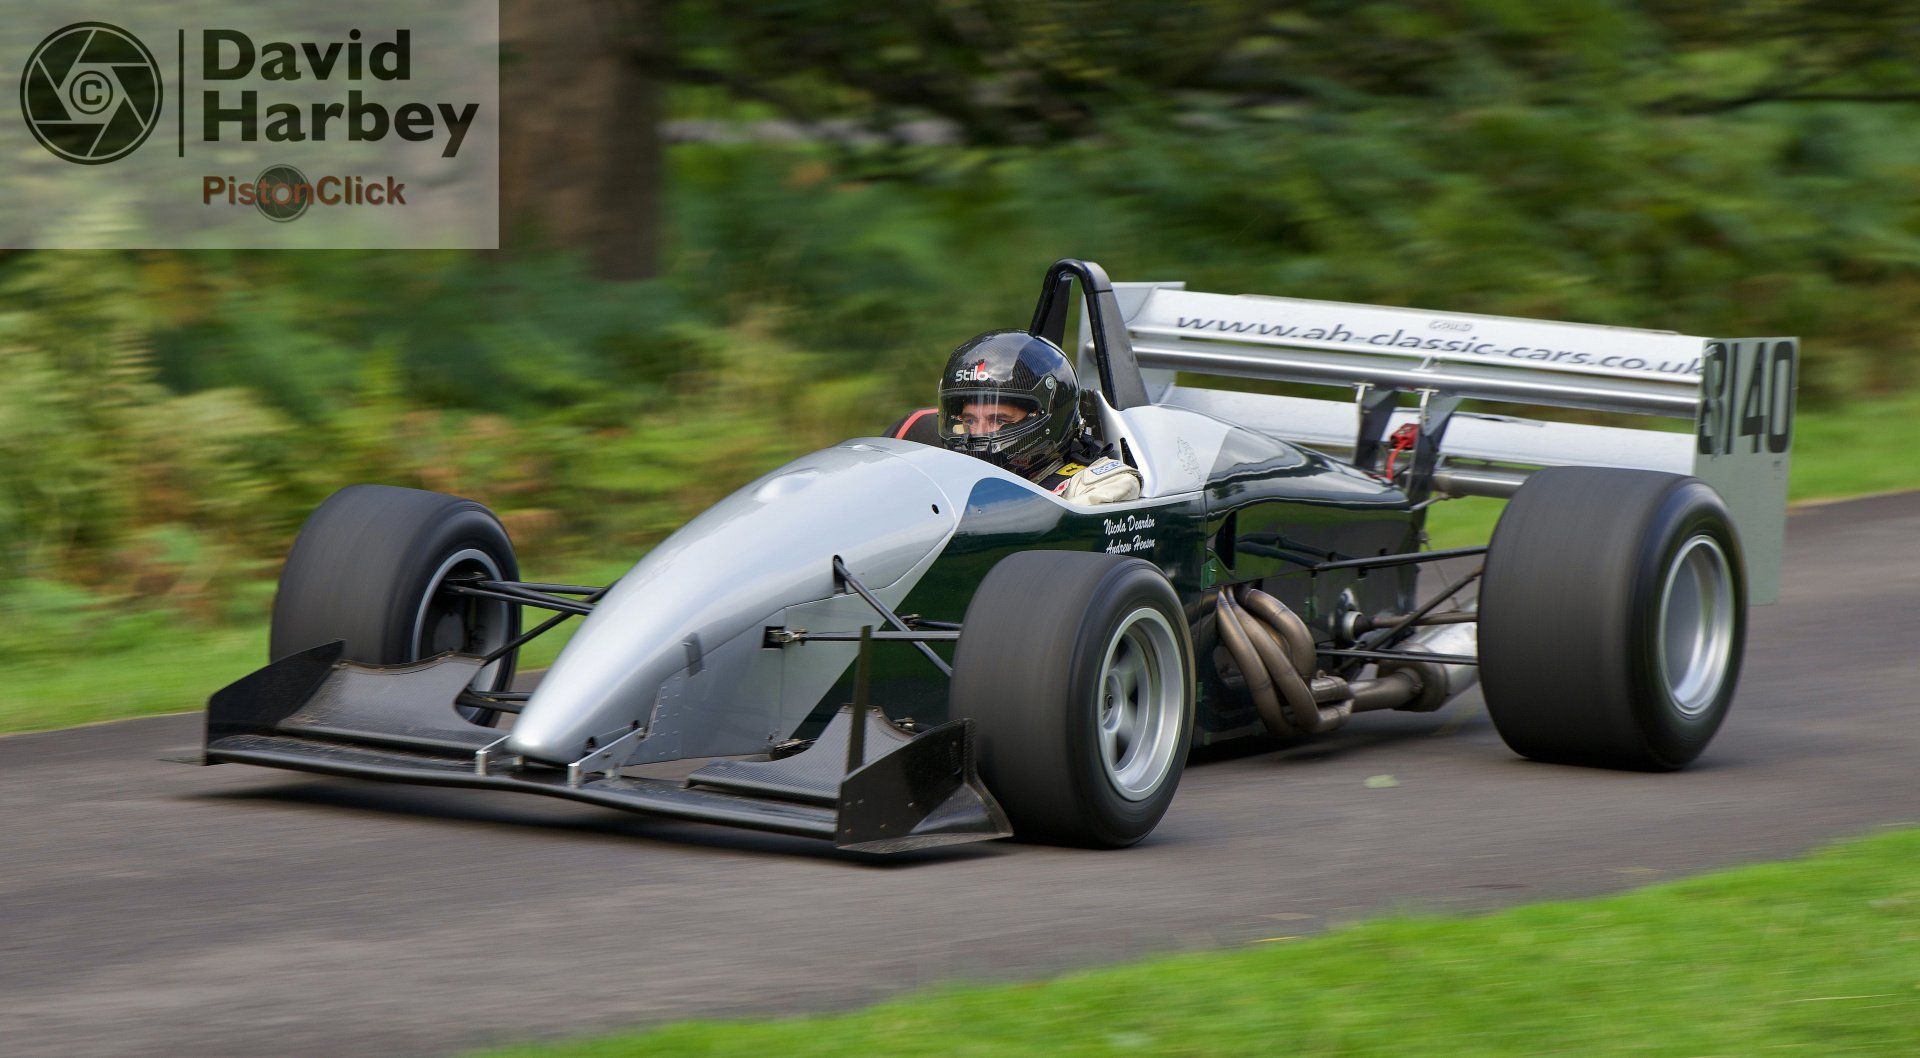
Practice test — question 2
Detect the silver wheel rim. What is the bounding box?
[414,548,512,691]
[1096,607,1185,801]
[1656,534,1736,717]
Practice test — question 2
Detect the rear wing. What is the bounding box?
[1080,280,1797,603]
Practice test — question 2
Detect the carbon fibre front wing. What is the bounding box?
[199,643,1010,854]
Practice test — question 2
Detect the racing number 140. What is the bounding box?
[1698,340,1795,457]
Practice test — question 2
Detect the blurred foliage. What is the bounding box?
[7,0,1920,662]
[650,0,1920,146]
[0,242,891,640]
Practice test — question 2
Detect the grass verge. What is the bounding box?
[4,625,265,736]
[8,393,1920,737]
[0,561,623,737]
[473,827,1920,1057]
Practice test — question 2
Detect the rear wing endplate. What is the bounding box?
[1085,282,1797,603]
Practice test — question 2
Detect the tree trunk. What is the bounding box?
[499,0,662,279]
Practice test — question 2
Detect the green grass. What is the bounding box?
[1424,496,1509,550]
[8,393,1920,738]
[1785,389,1920,501]
[3,624,266,735]
[472,827,1920,1057]
[0,559,624,737]
[0,619,594,737]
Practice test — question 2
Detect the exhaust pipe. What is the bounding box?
[1213,587,1481,735]
[1216,588,1351,736]
[1376,621,1479,712]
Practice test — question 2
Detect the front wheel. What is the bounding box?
[950,551,1195,847]
[1478,467,1745,770]
[269,485,522,722]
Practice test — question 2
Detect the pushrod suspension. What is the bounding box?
[442,581,595,616]
[1318,647,1477,666]
[832,556,953,677]
[479,583,614,664]
[1310,545,1487,573]
[1367,567,1483,653]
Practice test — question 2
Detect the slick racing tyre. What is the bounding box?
[270,485,522,721]
[1478,467,1745,771]
[950,550,1195,847]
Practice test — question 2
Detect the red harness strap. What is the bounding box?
[893,408,936,439]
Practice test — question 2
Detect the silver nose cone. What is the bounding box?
[506,441,961,763]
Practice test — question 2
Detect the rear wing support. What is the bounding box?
[1085,281,1798,603]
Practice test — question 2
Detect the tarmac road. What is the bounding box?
[2,493,1917,1058]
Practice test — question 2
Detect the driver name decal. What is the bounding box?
[1102,513,1155,555]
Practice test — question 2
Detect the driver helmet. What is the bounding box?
[938,330,1081,473]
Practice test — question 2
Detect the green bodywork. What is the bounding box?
[851,427,1420,744]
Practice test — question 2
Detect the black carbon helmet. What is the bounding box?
[938,330,1080,472]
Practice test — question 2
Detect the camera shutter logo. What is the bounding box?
[19,22,163,165]
[254,164,311,223]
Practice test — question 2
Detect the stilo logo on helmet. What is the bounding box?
[954,359,993,383]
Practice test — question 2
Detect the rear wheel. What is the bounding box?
[950,550,1194,847]
[1478,467,1745,770]
[269,485,521,722]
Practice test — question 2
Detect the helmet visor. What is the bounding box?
[940,390,1044,451]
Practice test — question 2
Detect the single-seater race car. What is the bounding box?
[200,259,1797,852]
